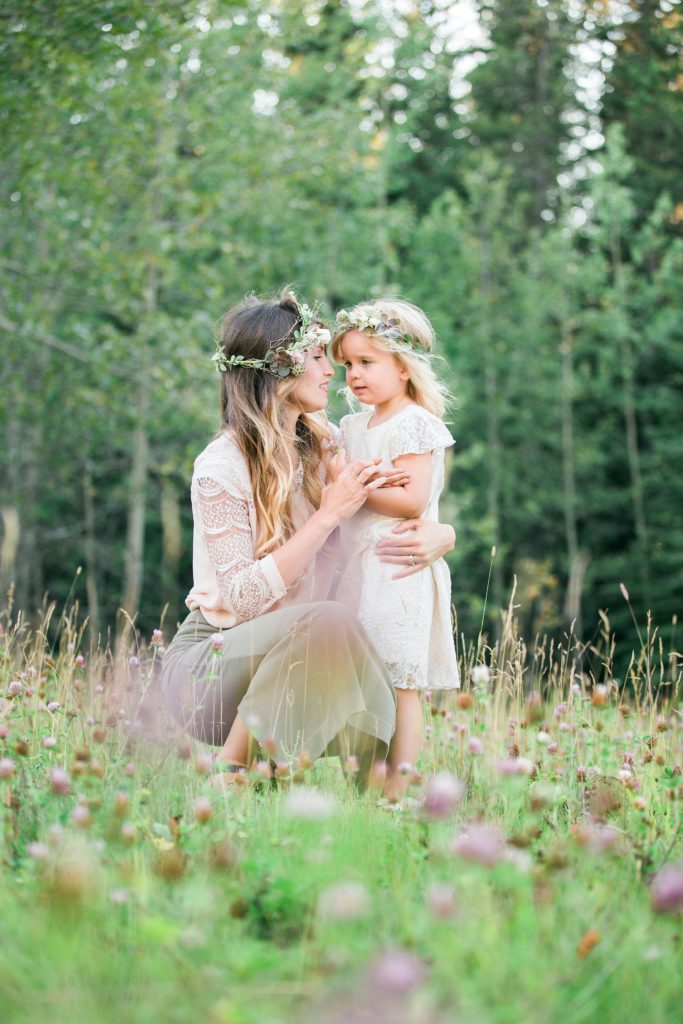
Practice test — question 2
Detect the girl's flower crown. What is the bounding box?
[212,296,331,378]
[334,308,430,354]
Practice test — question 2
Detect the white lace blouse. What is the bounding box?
[185,431,335,629]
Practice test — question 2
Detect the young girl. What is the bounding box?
[329,299,460,801]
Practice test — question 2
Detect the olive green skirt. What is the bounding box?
[162,601,396,765]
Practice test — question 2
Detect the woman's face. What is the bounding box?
[288,346,335,412]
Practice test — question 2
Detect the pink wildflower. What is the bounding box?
[650,864,683,914]
[422,772,465,820]
[450,823,505,867]
[7,681,22,698]
[467,736,484,756]
[49,767,70,795]
[368,951,426,996]
[0,757,15,778]
[74,654,85,669]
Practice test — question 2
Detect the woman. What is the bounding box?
[161,289,455,784]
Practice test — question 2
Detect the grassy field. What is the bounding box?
[1,602,681,1024]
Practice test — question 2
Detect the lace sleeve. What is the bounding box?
[195,476,284,621]
[386,410,455,462]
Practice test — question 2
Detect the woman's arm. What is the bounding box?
[374,519,456,579]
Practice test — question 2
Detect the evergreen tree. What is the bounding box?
[600,0,683,227]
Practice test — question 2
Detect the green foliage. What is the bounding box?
[0,0,681,660]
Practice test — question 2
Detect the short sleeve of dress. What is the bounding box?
[386,408,455,463]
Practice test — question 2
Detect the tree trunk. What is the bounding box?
[160,478,182,622]
[559,318,586,636]
[83,465,101,645]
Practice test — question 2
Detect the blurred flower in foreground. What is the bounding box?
[422,772,465,820]
[193,796,213,823]
[573,820,619,854]
[210,633,225,653]
[450,823,505,867]
[368,950,426,996]
[0,758,15,778]
[150,629,164,646]
[650,864,683,914]
[470,664,490,687]
[497,756,533,777]
[283,786,337,821]
[49,767,70,795]
[317,881,371,922]
[426,882,459,920]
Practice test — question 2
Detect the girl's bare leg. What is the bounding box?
[383,689,424,801]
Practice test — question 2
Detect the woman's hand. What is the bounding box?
[325,447,348,484]
[318,459,388,524]
[375,519,456,579]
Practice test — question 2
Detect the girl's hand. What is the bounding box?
[375,519,456,578]
[319,459,387,523]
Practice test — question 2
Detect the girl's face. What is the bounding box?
[340,330,409,407]
[288,346,335,412]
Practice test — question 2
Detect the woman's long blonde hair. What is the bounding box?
[331,298,451,417]
[217,288,330,557]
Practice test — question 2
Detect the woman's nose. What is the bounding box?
[323,356,334,376]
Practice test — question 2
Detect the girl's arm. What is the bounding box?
[362,452,432,519]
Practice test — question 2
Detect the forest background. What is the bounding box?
[1,0,681,663]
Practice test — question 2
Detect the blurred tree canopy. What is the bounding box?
[1,0,681,666]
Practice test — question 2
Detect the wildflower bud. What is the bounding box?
[128,656,140,668]
[113,792,129,816]
[195,753,213,775]
[7,681,22,698]
[317,881,370,922]
[15,739,29,756]
[71,804,91,829]
[120,821,137,844]
[450,823,505,867]
[470,665,490,687]
[426,883,459,920]
[656,716,669,733]
[46,701,60,712]
[193,796,213,823]
[50,767,70,795]
[457,693,473,710]
[74,655,85,669]
[27,841,49,861]
[176,740,192,760]
[210,633,225,653]
[209,837,239,871]
[283,786,336,822]
[368,951,426,996]
[591,685,608,707]
[634,796,647,811]
[0,757,15,778]
[467,737,483,756]
[547,741,559,754]
[150,629,164,646]
[650,864,683,914]
[422,772,465,820]
[91,727,106,743]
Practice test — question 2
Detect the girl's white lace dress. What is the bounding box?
[336,404,460,691]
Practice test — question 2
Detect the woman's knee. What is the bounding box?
[304,601,363,643]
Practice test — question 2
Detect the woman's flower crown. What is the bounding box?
[334,308,428,353]
[212,297,331,378]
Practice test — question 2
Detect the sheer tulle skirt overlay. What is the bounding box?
[162,603,396,764]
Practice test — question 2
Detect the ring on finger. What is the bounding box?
[409,554,415,566]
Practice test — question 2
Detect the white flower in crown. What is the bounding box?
[334,307,423,352]
[213,295,330,377]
